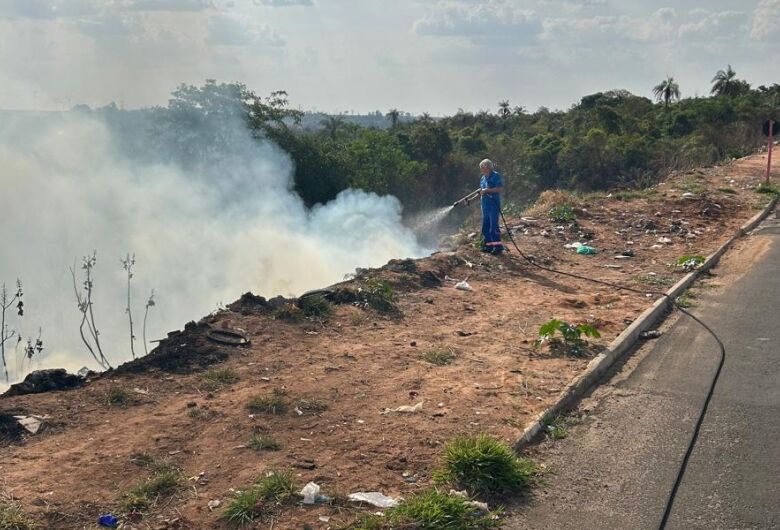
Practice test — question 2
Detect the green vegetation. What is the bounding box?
[247,389,288,415]
[435,434,536,497]
[535,319,601,356]
[359,279,397,313]
[545,415,579,440]
[248,434,281,451]
[223,471,296,527]
[635,274,675,287]
[98,69,777,218]
[676,291,696,308]
[548,204,576,223]
[345,489,500,530]
[675,254,706,271]
[756,182,780,196]
[121,460,182,512]
[298,294,333,318]
[0,491,37,530]
[272,303,304,322]
[717,187,737,194]
[200,367,239,390]
[422,349,457,366]
[106,386,137,407]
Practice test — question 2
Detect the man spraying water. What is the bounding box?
[478,159,505,254]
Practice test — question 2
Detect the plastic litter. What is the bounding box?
[640,330,663,339]
[563,242,583,249]
[207,499,221,511]
[657,237,673,244]
[455,280,473,292]
[13,415,44,434]
[300,482,321,505]
[98,514,119,528]
[381,401,423,414]
[576,245,597,255]
[347,491,400,508]
[467,500,490,512]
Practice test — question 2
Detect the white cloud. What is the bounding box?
[120,0,215,11]
[678,10,747,41]
[413,0,543,45]
[207,13,285,47]
[253,0,313,6]
[751,0,780,40]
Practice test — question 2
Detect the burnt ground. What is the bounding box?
[0,151,777,530]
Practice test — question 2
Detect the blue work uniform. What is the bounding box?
[480,170,504,252]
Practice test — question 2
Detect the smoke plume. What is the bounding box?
[0,108,426,388]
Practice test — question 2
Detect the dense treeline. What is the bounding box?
[99,67,779,213]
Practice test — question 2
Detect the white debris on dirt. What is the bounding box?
[347,491,400,508]
[381,401,424,414]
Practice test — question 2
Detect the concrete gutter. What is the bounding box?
[514,196,779,450]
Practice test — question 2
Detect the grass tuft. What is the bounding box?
[248,434,281,451]
[635,274,675,287]
[343,489,500,530]
[247,389,288,415]
[106,386,137,407]
[756,182,780,196]
[0,491,38,530]
[421,349,456,366]
[223,471,295,527]
[200,368,239,390]
[121,460,182,512]
[435,434,536,497]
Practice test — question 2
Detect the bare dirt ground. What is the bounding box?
[1,151,777,529]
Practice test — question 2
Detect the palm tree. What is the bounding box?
[711,65,738,97]
[320,115,344,139]
[652,76,681,108]
[498,100,511,119]
[385,108,400,128]
[418,112,433,124]
[513,105,526,116]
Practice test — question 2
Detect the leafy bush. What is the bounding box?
[548,204,575,223]
[435,434,536,497]
[346,489,501,530]
[535,319,600,356]
[223,471,296,527]
[359,279,397,313]
[298,294,333,318]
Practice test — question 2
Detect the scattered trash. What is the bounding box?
[133,387,149,395]
[682,192,696,199]
[98,514,119,528]
[602,264,623,269]
[207,499,221,511]
[319,516,331,523]
[347,491,400,508]
[300,482,321,504]
[13,415,45,434]
[295,460,316,470]
[576,245,597,255]
[206,327,250,346]
[456,330,474,337]
[657,237,673,245]
[455,280,473,292]
[640,330,663,339]
[382,401,424,414]
[563,241,583,250]
[618,249,635,257]
[77,367,92,378]
[467,500,490,512]
[294,407,304,416]
[449,489,468,498]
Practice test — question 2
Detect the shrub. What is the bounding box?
[360,279,397,313]
[675,254,705,272]
[435,434,536,497]
[106,386,137,407]
[298,294,333,318]
[121,461,182,512]
[535,319,600,356]
[223,471,295,527]
[548,204,575,223]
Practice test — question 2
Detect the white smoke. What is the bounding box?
[0,109,426,388]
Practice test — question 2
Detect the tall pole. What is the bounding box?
[767,119,774,184]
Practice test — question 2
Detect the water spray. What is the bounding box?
[452,189,481,207]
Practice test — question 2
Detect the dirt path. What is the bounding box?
[1,151,778,529]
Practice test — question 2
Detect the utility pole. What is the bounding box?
[766,119,774,184]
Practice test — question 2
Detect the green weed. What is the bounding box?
[716,187,737,194]
[548,204,575,223]
[610,189,657,201]
[422,349,456,366]
[0,491,38,530]
[435,434,536,497]
[756,182,780,196]
[121,461,182,512]
[106,386,137,407]
[675,254,706,271]
[360,279,397,313]
[635,274,675,287]
[298,294,333,318]
[343,489,501,530]
[535,319,600,356]
[223,471,295,527]
[248,434,281,451]
[200,367,239,390]
[247,389,288,415]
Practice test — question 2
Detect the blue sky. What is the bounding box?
[0,0,777,114]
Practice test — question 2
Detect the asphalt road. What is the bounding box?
[507,206,780,530]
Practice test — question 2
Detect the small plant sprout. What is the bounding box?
[675,254,705,272]
[70,252,111,370]
[0,279,24,382]
[548,204,575,223]
[121,253,137,359]
[535,319,601,356]
[143,289,156,356]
